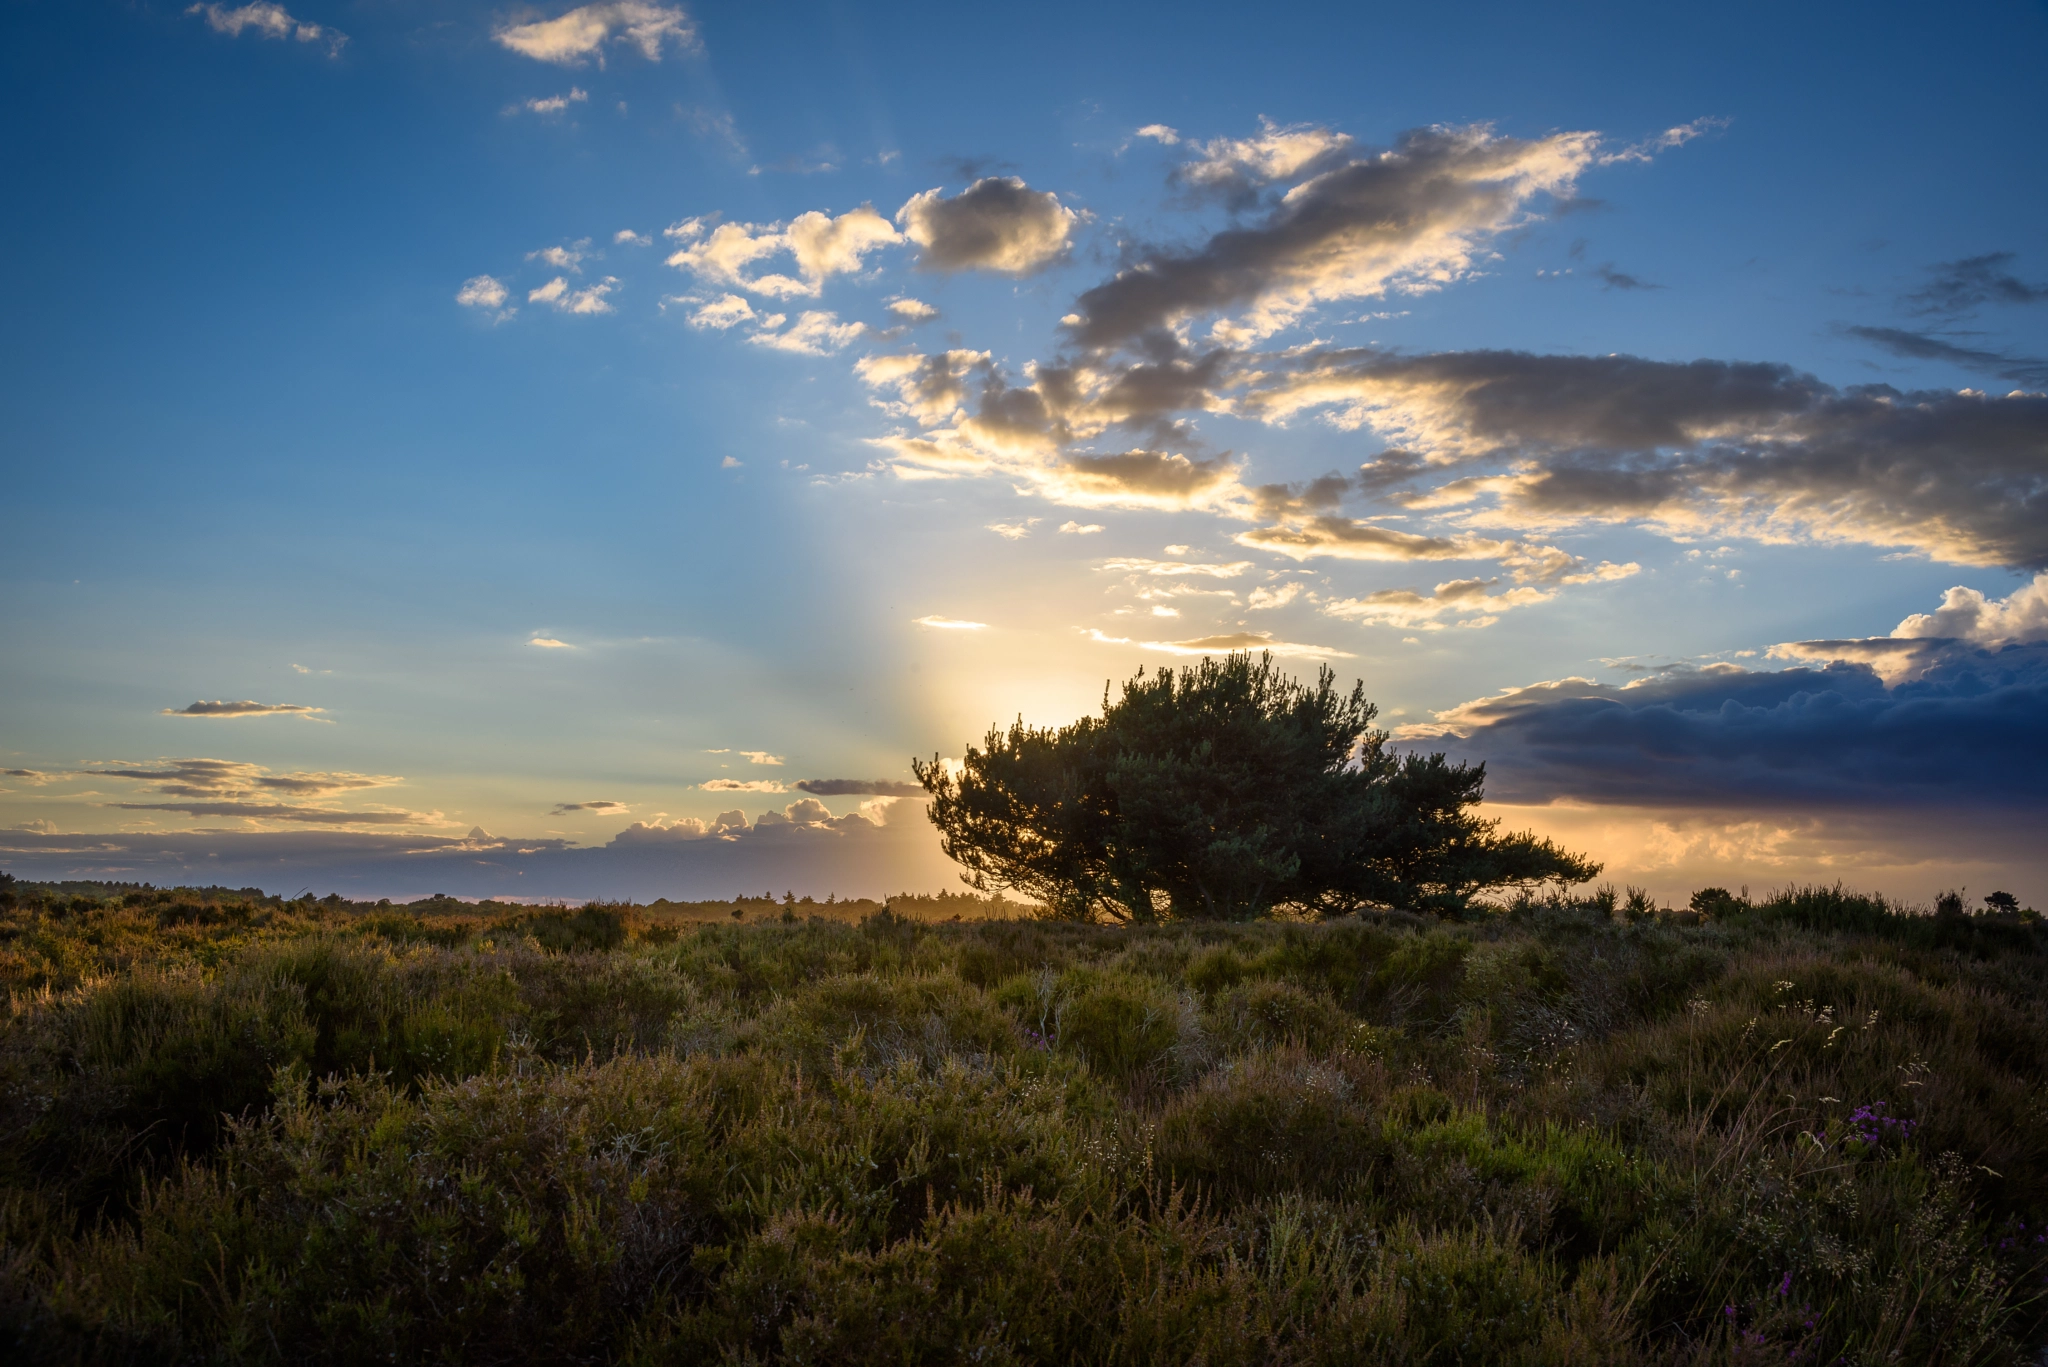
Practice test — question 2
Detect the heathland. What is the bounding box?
[1,878,2045,1364]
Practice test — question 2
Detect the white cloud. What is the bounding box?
[887,298,939,321]
[1084,628,1353,659]
[784,205,902,280]
[987,520,1038,540]
[1180,117,1352,189]
[739,751,784,765]
[187,3,345,56]
[528,636,574,649]
[749,310,865,355]
[1134,124,1180,145]
[688,293,755,329]
[456,275,514,320]
[1246,581,1301,610]
[494,2,698,66]
[1321,578,1554,631]
[1891,572,2048,646]
[530,276,619,313]
[614,229,651,246]
[667,207,900,298]
[1059,521,1104,535]
[913,615,988,630]
[1099,557,1253,578]
[526,242,589,272]
[512,88,589,116]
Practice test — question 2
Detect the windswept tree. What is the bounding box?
[915,652,1598,921]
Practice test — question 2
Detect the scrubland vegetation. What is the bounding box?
[2,875,2045,1363]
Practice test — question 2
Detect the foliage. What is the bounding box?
[916,652,1599,921]
[1,877,2046,1363]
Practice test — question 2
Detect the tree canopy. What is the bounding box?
[914,652,1599,922]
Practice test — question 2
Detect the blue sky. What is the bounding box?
[2,0,2044,904]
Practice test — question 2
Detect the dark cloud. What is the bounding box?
[1249,472,1352,520]
[1842,325,2048,388]
[1250,348,2048,569]
[1906,252,2048,316]
[1065,125,1595,352]
[1433,645,2048,809]
[163,700,325,718]
[1236,516,1494,562]
[0,800,954,903]
[551,800,629,814]
[104,801,420,825]
[896,177,1075,275]
[794,779,926,797]
[85,758,399,798]
[1593,263,1661,291]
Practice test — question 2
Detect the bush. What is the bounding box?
[2,883,2045,1363]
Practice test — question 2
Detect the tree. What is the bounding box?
[914,653,1598,922]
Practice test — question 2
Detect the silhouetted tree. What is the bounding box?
[915,653,1598,921]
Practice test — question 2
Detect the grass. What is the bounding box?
[1,880,2044,1363]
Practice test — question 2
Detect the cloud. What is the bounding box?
[686,293,755,329]
[1246,347,2048,570]
[1843,325,2047,389]
[1770,572,2048,681]
[493,2,698,66]
[1246,581,1301,610]
[666,207,899,298]
[615,229,650,246]
[3,770,54,784]
[528,636,573,649]
[68,757,425,828]
[1059,521,1104,535]
[527,243,588,272]
[700,779,787,792]
[887,298,939,322]
[896,178,1077,275]
[187,3,345,56]
[530,276,619,313]
[912,616,987,630]
[551,800,629,814]
[1424,647,2048,811]
[749,310,865,355]
[1906,252,2048,316]
[162,700,325,719]
[1134,124,1180,146]
[104,801,423,825]
[1596,116,1729,165]
[512,88,589,116]
[986,521,1036,539]
[1322,577,1554,630]
[1099,557,1253,579]
[1235,517,1499,563]
[739,751,784,765]
[793,778,926,797]
[84,758,400,799]
[1084,628,1354,659]
[785,205,901,279]
[1592,263,1660,291]
[0,799,954,902]
[1065,124,1597,349]
[1177,117,1353,199]
[456,275,514,320]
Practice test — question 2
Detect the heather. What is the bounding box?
[1,881,2045,1364]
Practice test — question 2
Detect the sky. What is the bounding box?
[2,0,2045,906]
